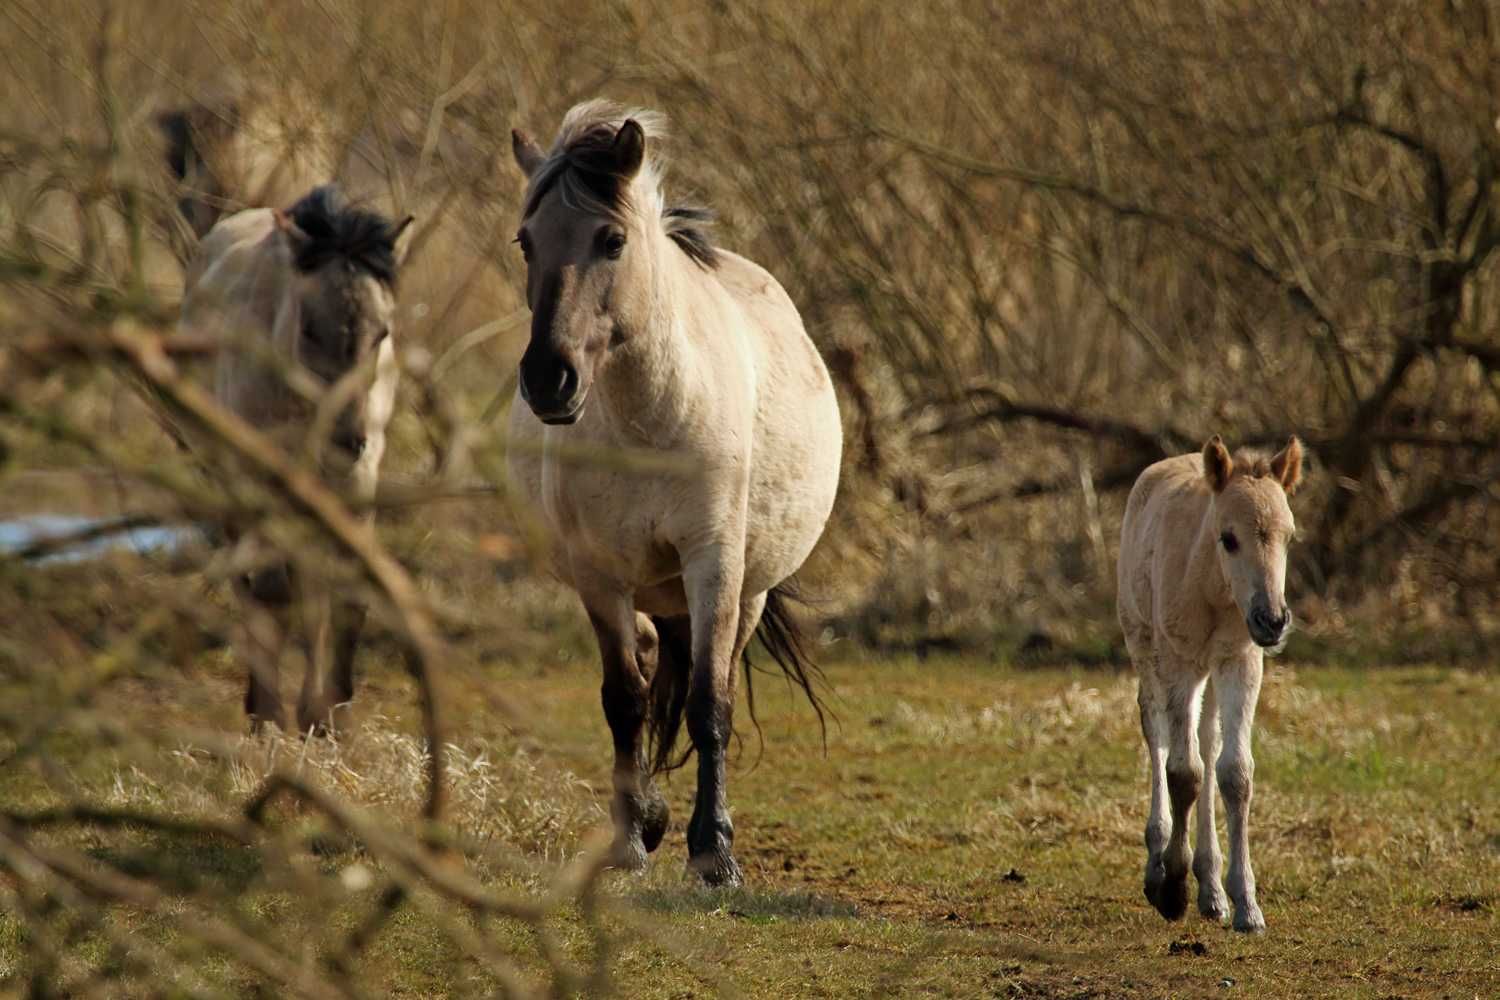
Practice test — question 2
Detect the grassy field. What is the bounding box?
[2,635,1496,998]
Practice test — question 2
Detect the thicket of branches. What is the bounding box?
[1,0,1497,992]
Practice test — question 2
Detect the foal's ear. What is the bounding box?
[512,128,545,178]
[1270,436,1303,496]
[1202,435,1233,493]
[391,214,416,267]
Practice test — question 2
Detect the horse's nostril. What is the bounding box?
[557,363,577,401]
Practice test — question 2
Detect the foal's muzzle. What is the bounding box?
[1247,604,1292,649]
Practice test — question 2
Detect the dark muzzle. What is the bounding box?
[332,424,367,460]
[518,347,582,425]
[1247,601,1292,649]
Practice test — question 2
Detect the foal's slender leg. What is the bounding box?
[682,548,747,887]
[586,595,661,871]
[1157,666,1207,921]
[1215,651,1266,933]
[1194,677,1229,922]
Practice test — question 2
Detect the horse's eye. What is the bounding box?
[1220,531,1239,554]
[373,326,390,346]
[514,232,532,262]
[601,230,626,259]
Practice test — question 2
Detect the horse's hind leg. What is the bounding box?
[1194,678,1229,922]
[586,595,663,871]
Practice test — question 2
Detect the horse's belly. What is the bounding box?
[742,383,842,595]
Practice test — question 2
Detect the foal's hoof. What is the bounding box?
[640,790,670,854]
[1146,874,1190,921]
[688,850,743,888]
[1232,905,1266,934]
[1198,884,1230,924]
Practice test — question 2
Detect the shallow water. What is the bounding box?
[0,514,194,564]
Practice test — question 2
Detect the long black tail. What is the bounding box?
[645,582,829,776]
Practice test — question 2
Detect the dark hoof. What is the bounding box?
[1151,877,1190,921]
[609,836,650,872]
[1145,864,1189,921]
[640,789,670,854]
[688,850,743,888]
[248,714,286,737]
[296,699,349,738]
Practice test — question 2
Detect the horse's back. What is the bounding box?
[1117,453,1208,640]
[713,250,842,595]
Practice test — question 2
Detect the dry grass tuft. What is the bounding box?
[107,716,606,866]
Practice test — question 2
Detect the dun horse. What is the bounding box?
[1117,435,1303,932]
[178,184,411,733]
[506,102,842,885]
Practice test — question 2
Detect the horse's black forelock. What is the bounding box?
[287,184,401,288]
[521,121,720,270]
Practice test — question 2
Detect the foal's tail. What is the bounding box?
[646,581,830,776]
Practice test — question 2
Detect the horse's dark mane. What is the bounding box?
[524,103,721,270]
[287,185,401,287]
[662,205,720,269]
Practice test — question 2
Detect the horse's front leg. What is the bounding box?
[682,547,747,887]
[584,592,669,871]
[297,597,364,736]
[1214,651,1266,933]
[235,565,293,734]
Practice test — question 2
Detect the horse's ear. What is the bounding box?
[611,119,646,179]
[155,110,192,180]
[512,128,545,178]
[1270,436,1303,496]
[273,207,310,255]
[391,214,416,266]
[1203,435,1233,493]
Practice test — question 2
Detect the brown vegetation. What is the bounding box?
[1,0,1497,994]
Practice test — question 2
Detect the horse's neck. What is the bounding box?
[207,237,301,422]
[596,244,717,444]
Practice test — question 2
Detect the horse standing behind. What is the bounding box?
[178,184,411,733]
[506,102,842,886]
[1117,435,1303,932]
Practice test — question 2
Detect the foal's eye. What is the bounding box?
[1220,531,1239,554]
[601,230,626,259]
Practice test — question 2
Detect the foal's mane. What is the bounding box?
[523,100,720,270]
[287,185,403,288]
[1227,450,1276,482]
